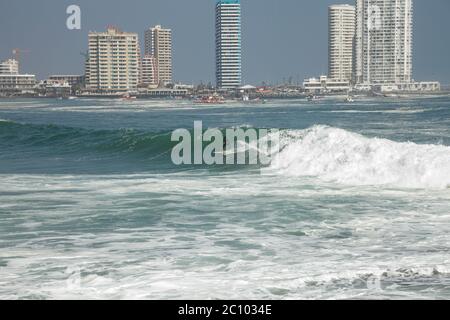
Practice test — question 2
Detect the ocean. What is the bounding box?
[0,96,449,299]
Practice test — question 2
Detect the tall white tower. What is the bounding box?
[328,4,355,82]
[215,0,242,89]
[354,0,413,85]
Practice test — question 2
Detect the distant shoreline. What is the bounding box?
[1,91,450,101]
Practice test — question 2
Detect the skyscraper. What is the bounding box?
[354,0,413,85]
[328,4,355,82]
[215,0,242,89]
[85,27,140,92]
[145,25,173,85]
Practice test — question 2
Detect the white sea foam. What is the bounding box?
[1,171,449,299]
[322,107,428,114]
[267,125,450,189]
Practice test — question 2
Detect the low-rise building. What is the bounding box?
[354,81,441,93]
[379,82,441,93]
[138,88,189,98]
[38,79,72,97]
[48,75,84,88]
[173,83,194,91]
[303,75,350,94]
[0,74,36,95]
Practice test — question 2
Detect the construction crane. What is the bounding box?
[12,48,30,64]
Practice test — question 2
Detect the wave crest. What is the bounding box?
[269,125,450,189]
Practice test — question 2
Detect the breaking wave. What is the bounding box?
[269,125,450,189]
[2,120,450,188]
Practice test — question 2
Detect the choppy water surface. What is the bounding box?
[0,97,449,299]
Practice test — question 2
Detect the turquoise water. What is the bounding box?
[0,97,449,299]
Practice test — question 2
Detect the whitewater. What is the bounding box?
[268,125,450,189]
[0,97,449,299]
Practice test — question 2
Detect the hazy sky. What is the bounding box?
[1,0,449,84]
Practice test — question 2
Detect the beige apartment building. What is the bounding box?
[85,27,140,92]
[145,25,173,85]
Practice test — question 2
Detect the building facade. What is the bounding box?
[39,79,72,97]
[0,74,36,95]
[49,75,84,88]
[85,27,140,92]
[0,59,19,75]
[215,0,242,89]
[303,75,351,94]
[141,54,158,86]
[328,4,355,82]
[145,25,173,85]
[354,0,413,85]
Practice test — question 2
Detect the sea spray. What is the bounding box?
[267,125,450,189]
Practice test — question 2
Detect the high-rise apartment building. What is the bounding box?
[141,54,158,86]
[354,0,413,85]
[85,27,140,92]
[0,59,19,75]
[215,0,242,89]
[145,25,172,85]
[328,5,355,82]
